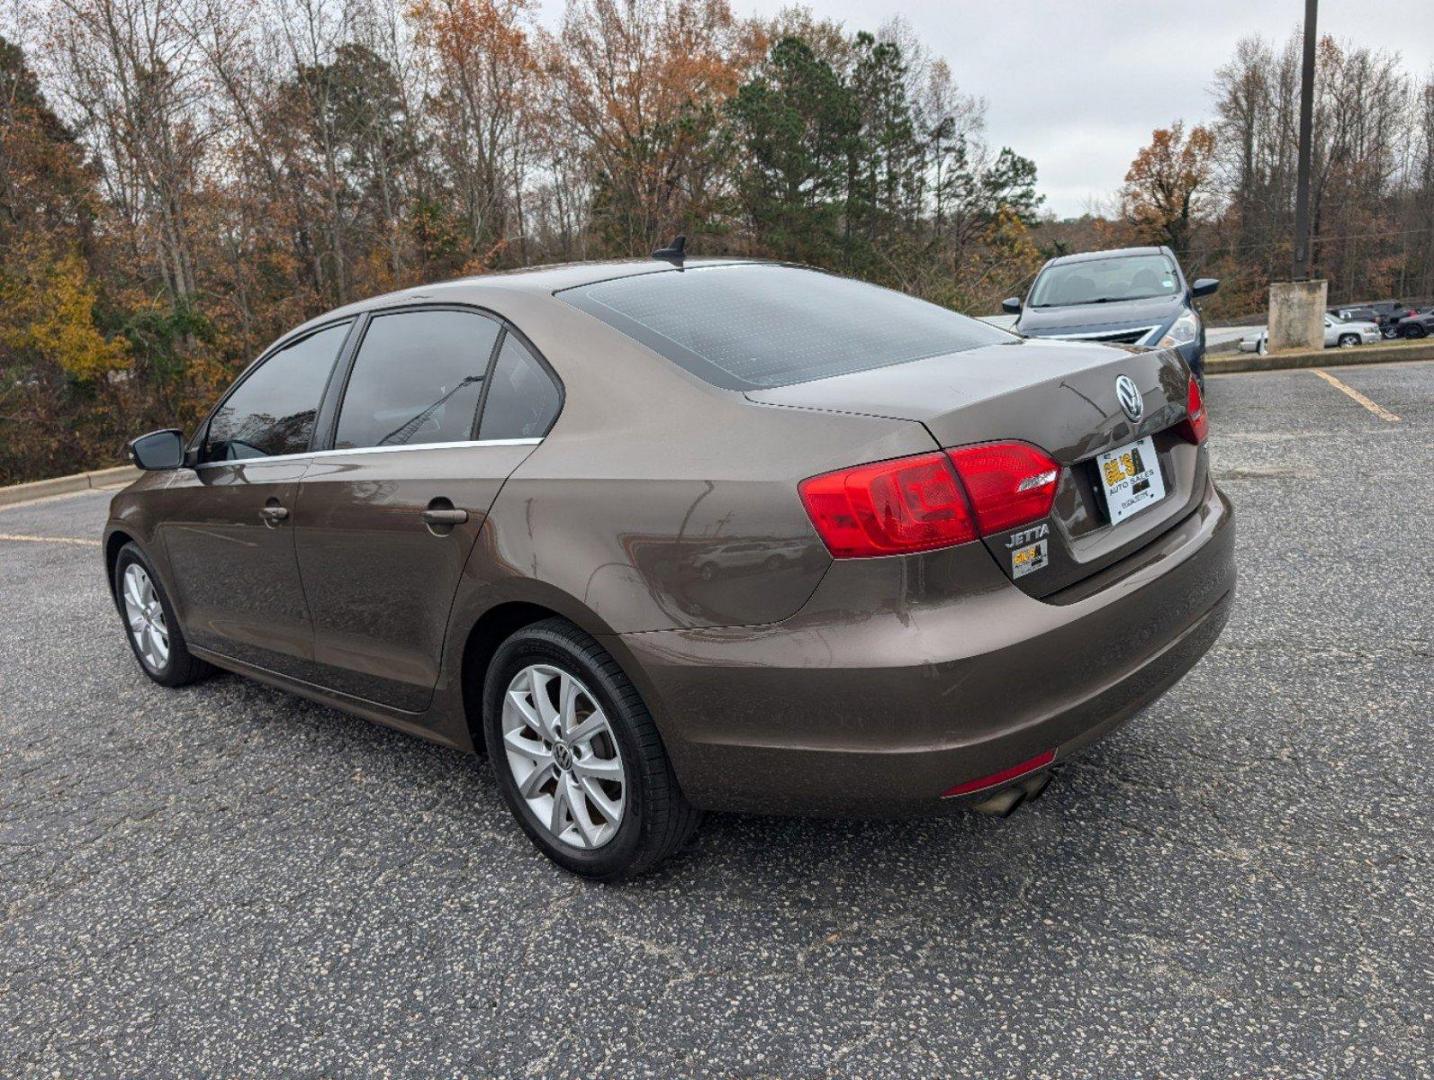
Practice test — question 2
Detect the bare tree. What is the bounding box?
[47,0,214,301]
[408,0,537,268]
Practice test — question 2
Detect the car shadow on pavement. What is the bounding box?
[170,660,1157,915]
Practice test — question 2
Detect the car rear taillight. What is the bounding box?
[799,441,1060,558]
[1179,377,1207,444]
[946,441,1061,536]
[798,452,978,557]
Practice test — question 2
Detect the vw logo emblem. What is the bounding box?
[1115,375,1143,423]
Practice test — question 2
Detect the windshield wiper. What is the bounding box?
[1030,298,1115,308]
[378,375,484,447]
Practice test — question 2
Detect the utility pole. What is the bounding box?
[1291,0,1318,280]
[1268,0,1324,352]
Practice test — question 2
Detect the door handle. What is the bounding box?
[422,508,469,526]
[260,503,289,525]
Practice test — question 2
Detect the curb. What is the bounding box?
[0,464,140,508]
[1207,340,1434,375]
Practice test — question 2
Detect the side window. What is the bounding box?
[205,321,350,461]
[477,334,561,440]
[334,310,500,450]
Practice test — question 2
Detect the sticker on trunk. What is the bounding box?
[1096,435,1166,525]
[1011,539,1048,578]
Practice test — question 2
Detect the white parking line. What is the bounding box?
[1311,369,1401,423]
[0,533,101,547]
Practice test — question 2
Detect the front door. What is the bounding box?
[292,309,561,712]
[157,320,352,677]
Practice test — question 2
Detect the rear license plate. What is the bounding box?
[1096,436,1165,525]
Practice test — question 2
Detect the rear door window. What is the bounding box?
[559,264,1009,390]
[204,321,351,461]
[334,310,501,450]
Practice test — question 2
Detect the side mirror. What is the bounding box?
[128,428,185,471]
[1001,297,1022,315]
[1191,278,1219,298]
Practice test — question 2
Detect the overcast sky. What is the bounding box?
[539,0,1434,218]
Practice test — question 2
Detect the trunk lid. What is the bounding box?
[746,337,1207,598]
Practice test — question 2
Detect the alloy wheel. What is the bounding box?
[501,664,627,850]
[122,563,170,671]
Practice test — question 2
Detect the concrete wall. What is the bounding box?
[1267,279,1327,353]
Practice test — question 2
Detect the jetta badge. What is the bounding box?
[1115,374,1143,422]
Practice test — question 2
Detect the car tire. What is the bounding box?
[1406,324,1427,339]
[483,617,702,880]
[1337,334,1359,348]
[113,542,213,688]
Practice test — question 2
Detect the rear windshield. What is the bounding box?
[558,264,1010,390]
[1028,254,1180,308]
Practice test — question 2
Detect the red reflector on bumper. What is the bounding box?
[941,749,1056,798]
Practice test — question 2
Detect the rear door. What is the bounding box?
[157,321,353,676]
[291,307,561,712]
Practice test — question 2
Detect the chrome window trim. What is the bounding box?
[194,437,542,470]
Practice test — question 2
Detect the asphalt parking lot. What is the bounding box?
[2,361,1430,1078]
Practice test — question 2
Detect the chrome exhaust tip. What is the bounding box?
[969,786,1026,817]
[968,769,1054,817]
[1017,769,1053,802]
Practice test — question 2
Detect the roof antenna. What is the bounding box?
[651,234,686,265]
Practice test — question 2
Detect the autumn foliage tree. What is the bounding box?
[544,0,757,254]
[0,1,1060,483]
[408,0,540,270]
[1119,120,1216,259]
[1169,29,1432,316]
[7,2,1434,484]
[0,34,131,480]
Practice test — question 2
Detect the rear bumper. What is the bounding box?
[618,480,1235,816]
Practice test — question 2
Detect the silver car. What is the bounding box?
[1240,314,1382,354]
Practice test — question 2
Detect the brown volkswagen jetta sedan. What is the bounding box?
[105,258,1234,878]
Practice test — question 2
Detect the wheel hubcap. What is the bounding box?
[502,664,626,850]
[121,563,169,671]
